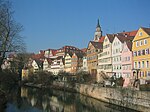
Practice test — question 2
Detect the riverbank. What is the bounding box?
[24,81,150,112]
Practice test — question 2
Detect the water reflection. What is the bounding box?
[4,87,138,112]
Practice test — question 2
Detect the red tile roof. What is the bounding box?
[99,36,105,42]
[106,34,115,43]
[115,34,134,43]
[90,41,103,49]
[81,48,87,53]
[118,30,138,37]
[141,27,150,35]
[125,41,132,51]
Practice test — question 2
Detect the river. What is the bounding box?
[3,86,138,112]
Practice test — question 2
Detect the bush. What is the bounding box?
[0,70,19,90]
[75,71,92,83]
[28,71,54,86]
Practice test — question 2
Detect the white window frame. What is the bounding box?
[144,39,148,45]
[136,41,139,47]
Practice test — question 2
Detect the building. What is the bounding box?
[43,58,52,71]
[64,53,73,73]
[87,19,103,81]
[31,60,43,72]
[97,34,114,82]
[121,41,133,87]
[112,31,137,78]
[44,49,57,58]
[56,46,82,57]
[93,19,102,42]
[71,52,83,73]
[81,48,88,72]
[87,41,103,81]
[132,27,150,84]
[49,56,64,75]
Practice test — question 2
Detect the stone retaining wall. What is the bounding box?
[75,84,150,112]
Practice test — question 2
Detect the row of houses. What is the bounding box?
[26,19,150,86]
[28,45,87,76]
[86,20,150,86]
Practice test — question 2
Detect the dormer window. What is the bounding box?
[139,32,142,36]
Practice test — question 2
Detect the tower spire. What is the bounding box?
[93,18,102,42]
[97,19,100,28]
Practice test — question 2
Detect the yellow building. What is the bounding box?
[132,27,150,83]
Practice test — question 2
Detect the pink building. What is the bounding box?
[121,41,133,87]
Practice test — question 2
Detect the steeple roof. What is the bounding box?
[97,19,100,28]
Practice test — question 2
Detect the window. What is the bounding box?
[146,61,149,68]
[144,39,148,45]
[136,41,139,47]
[139,32,142,36]
[138,50,141,56]
[138,62,141,68]
[140,40,143,46]
[145,49,149,54]
[133,51,137,56]
[134,62,137,68]
[142,49,145,55]
[147,71,150,76]
[141,71,144,77]
[142,61,144,68]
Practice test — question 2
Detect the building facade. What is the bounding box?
[65,53,73,73]
[71,53,83,73]
[97,34,114,82]
[121,41,133,87]
[50,56,64,75]
[132,27,150,83]
[87,41,103,81]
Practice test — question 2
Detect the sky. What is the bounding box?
[10,0,150,53]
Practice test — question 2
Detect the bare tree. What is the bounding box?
[0,0,26,70]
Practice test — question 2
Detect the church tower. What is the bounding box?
[93,19,102,42]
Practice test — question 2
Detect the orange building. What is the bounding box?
[71,53,84,73]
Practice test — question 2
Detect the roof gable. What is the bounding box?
[133,27,150,41]
[105,34,115,43]
[87,41,103,49]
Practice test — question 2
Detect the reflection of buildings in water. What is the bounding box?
[64,105,76,112]
[21,87,28,98]
[49,96,64,112]
[31,96,37,106]
[50,96,76,112]
[42,95,49,110]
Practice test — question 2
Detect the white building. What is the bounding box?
[97,34,114,81]
[43,58,51,71]
[49,56,64,75]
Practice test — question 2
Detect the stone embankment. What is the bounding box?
[75,83,150,112]
[25,82,150,112]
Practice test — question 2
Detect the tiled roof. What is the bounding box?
[90,41,103,49]
[81,48,87,53]
[126,41,132,51]
[73,52,84,58]
[99,36,105,42]
[115,33,134,43]
[46,58,52,64]
[31,52,45,60]
[117,30,138,37]
[141,27,150,35]
[106,34,115,43]
[34,59,43,68]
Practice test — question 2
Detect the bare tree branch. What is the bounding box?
[0,0,26,70]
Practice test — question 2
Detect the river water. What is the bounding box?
[3,86,138,112]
